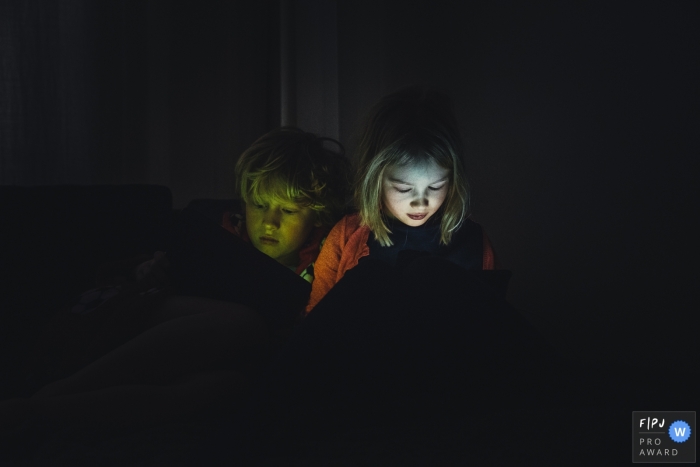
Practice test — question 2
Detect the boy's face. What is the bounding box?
[245,196,320,268]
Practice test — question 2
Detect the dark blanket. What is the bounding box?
[193,256,691,465]
[5,243,691,465]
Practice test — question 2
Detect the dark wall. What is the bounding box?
[165,0,279,206]
[1,0,277,207]
[337,1,698,369]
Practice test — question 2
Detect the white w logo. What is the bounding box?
[674,427,686,437]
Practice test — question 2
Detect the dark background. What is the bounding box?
[1,0,697,371]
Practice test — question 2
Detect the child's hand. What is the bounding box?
[134,251,170,287]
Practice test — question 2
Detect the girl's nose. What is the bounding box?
[410,196,429,207]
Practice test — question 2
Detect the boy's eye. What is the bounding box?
[253,203,266,209]
[282,208,298,214]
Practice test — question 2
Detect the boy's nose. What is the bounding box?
[263,209,281,229]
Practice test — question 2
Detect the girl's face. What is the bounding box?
[381,159,450,227]
[245,195,320,268]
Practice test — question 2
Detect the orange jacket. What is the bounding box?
[307,213,495,313]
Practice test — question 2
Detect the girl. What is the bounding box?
[0,127,351,442]
[307,85,495,312]
[239,88,559,462]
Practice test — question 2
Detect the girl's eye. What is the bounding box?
[394,187,411,194]
[428,185,446,191]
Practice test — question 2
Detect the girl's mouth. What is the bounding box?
[407,213,427,220]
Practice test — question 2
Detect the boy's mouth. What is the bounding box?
[259,236,279,245]
[407,213,427,220]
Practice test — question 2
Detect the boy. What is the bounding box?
[1,127,351,437]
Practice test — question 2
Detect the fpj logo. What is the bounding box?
[633,411,695,463]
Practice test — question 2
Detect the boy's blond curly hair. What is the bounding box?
[235,127,352,227]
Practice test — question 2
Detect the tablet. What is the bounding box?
[165,205,311,329]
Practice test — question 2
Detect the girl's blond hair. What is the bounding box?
[354,85,470,246]
[235,127,351,227]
